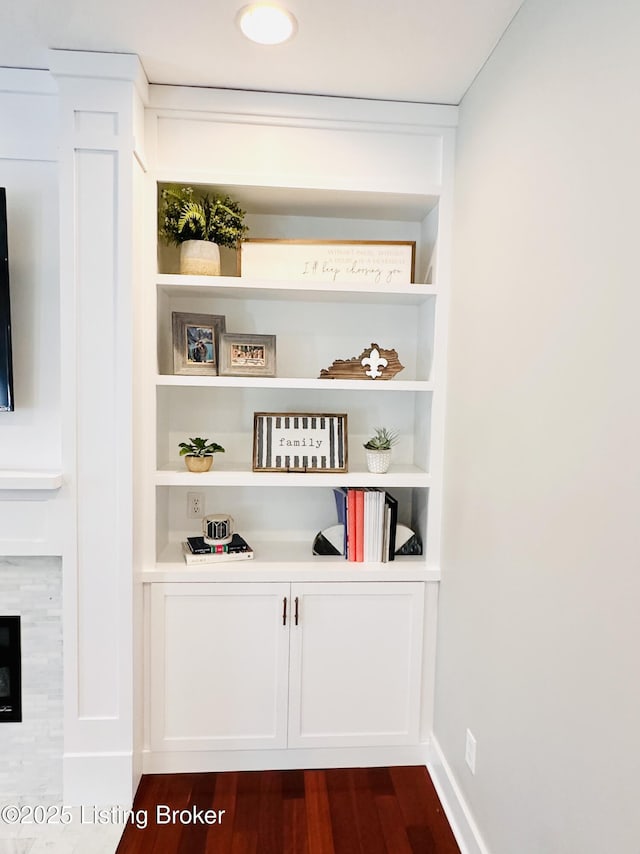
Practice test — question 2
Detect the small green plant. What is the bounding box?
[363,427,399,451]
[178,437,226,457]
[159,186,248,248]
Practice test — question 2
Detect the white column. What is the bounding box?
[49,49,148,805]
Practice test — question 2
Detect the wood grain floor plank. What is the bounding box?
[304,770,335,854]
[115,775,164,854]
[205,770,238,854]
[230,771,260,854]
[115,766,461,854]
[324,768,362,854]
[282,768,306,800]
[390,766,461,853]
[346,768,389,854]
[255,770,284,854]
[367,766,395,797]
[375,793,416,854]
[174,773,215,854]
[284,794,310,854]
[406,824,438,854]
[154,773,197,854]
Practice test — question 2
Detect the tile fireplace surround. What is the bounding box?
[0,557,62,804]
[0,558,134,853]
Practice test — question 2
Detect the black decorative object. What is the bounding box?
[312,524,345,556]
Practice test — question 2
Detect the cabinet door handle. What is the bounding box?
[282,596,288,626]
[294,596,299,626]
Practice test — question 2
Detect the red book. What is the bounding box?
[346,488,357,561]
[355,488,365,562]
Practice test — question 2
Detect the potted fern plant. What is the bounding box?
[179,437,225,472]
[363,427,399,473]
[159,186,248,276]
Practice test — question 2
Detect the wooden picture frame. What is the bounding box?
[219,332,276,377]
[172,312,226,376]
[253,412,348,473]
[239,239,416,286]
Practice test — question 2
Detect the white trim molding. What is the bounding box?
[427,736,492,854]
[51,48,149,807]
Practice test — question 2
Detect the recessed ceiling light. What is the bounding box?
[237,4,297,45]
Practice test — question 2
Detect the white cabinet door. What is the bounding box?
[150,582,290,751]
[288,581,424,748]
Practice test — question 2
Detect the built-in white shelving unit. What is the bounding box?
[151,186,441,573]
[140,88,455,773]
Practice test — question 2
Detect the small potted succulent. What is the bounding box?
[179,437,225,473]
[363,427,399,474]
[159,185,248,276]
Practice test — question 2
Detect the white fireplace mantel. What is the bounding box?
[0,469,63,491]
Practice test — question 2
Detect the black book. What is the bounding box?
[186,533,253,555]
[384,492,398,561]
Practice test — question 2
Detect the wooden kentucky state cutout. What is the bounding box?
[319,343,404,381]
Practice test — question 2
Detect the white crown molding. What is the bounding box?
[0,67,58,95]
[48,49,149,104]
[149,83,458,131]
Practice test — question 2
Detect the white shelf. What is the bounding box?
[0,470,64,491]
[156,374,434,392]
[145,539,439,583]
[157,274,437,305]
[154,182,441,222]
[156,462,431,488]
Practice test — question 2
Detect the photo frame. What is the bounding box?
[172,312,226,376]
[219,332,276,378]
[253,412,348,473]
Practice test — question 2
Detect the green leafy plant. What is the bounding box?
[159,186,248,248]
[363,427,399,451]
[178,437,226,457]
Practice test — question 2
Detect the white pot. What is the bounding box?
[366,449,392,473]
[179,240,221,276]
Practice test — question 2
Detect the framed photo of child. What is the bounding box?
[172,312,226,375]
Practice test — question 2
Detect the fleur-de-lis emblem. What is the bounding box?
[361,347,388,379]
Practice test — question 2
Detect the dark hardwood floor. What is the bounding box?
[115,766,461,854]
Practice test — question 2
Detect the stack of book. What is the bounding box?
[333,487,398,563]
[182,533,254,565]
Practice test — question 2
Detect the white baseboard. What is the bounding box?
[427,736,491,854]
[142,743,431,774]
[63,751,135,806]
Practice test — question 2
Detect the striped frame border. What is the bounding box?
[253,412,348,473]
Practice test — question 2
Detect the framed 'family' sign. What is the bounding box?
[253,412,348,473]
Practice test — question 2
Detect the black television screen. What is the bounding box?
[0,188,14,411]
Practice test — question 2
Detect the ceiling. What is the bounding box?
[0,0,525,105]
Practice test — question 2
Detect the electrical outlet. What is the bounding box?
[187,492,204,518]
[465,729,477,774]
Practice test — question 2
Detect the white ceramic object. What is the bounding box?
[366,449,392,473]
[179,240,221,276]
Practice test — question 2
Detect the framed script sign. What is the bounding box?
[239,240,415,286]
[253,412,348,473]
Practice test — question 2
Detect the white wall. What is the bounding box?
[0,72,60,469]
[438,1,640,851]
[0,71,64,804]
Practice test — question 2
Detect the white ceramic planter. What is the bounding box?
[366,449,392,473]
[179,240,221,276]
